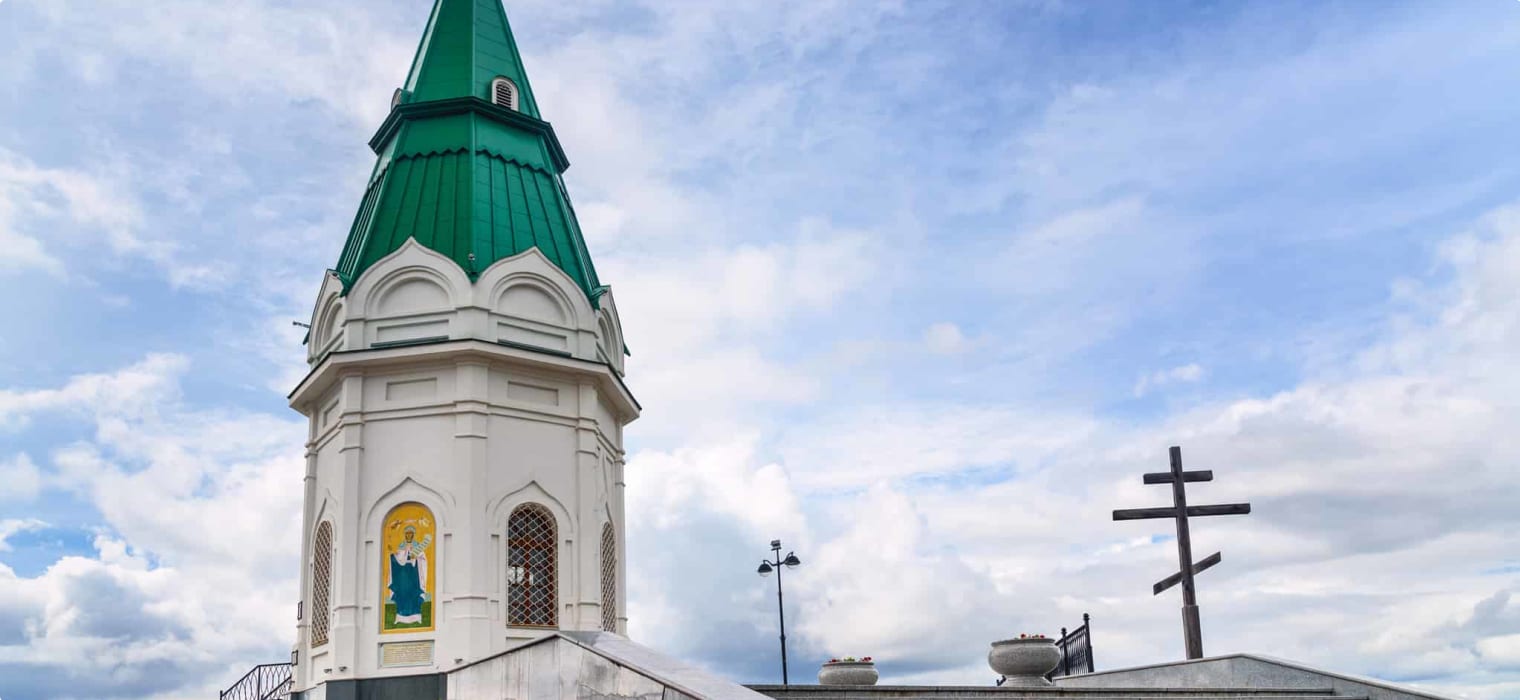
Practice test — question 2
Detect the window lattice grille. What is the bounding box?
[492,77,518,111]
[600,523,616,632]
[311,521,333,647]
[507,504,556,627]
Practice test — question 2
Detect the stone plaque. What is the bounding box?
[380,640,434,667]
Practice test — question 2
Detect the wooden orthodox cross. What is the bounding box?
[1113,446,1250,660]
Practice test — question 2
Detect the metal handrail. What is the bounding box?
[261,677,293,700]
[1053,613,1095,678]
[219,663,292,700]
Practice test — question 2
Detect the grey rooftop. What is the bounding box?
[1051,654,1453,700]
[745,652,1453,700]
[749,685,1355,700]
[448,631,774,700]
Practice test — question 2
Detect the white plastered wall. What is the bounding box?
[291,239,634,692]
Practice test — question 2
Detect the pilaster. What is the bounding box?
[334,374,366,679]
[452,360,492,660]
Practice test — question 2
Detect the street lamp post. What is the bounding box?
[757,539,802,685]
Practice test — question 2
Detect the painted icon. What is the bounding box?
[381,502,436,633]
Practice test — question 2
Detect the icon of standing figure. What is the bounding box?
[382,505,436,631]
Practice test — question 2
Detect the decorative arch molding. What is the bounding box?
[595,289,626,373]
[494,275,575,326]
[597,288,623,335]
[374,275,450,318]
[348,238,471,318]
[473,247,594,326]
[313,491,338,528]
[596,315,614,362]
[361,267,456,319]
[363,474,455,535]
[315,295,345,347]
[486,479,575,543]
[307,272,347,362]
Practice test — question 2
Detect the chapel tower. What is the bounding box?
[286,0,638,695]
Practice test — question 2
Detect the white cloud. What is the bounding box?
[796,484,1005,665]
[1133,363,1206,397]
[0,453,43,502]
[17,0,414,130]
[0,353,185,430]
[628,437,804,540]
[983,197,1200,367]
[1478,633,1520,669]
[624,200,1520,693]
[610,220,878,441]
[0,150,143,277]
[0,518,46,552]
[923,322,969,355]
[778,404,1099,491]
[0,355,304,697]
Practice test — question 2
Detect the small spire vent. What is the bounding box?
[491,77,519,111]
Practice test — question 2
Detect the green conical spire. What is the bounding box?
[333,0,605,305]
[402,0,540,117]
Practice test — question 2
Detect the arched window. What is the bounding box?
[507,504,556,627]
[600,522,617,632]
[491,77,519,111]
[311,521,334,647]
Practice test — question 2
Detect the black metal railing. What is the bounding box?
[220,663,293,700]
[1049,613,1095,678]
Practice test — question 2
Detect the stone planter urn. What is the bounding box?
[988,638,1060,687]
[818,660,879,686]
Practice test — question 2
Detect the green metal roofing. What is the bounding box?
[333,0,605,305]
[402,0,541,117]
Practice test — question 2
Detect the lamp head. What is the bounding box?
[783,553,801,568]
[757,561,774,577]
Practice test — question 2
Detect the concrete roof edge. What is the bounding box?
[558,632,770,700]
[745,684,1329,692]
[1055,653,1454,700]
[1232,653,1456,700]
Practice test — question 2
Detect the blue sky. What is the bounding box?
[2,1,1520,699]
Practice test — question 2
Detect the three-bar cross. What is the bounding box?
[1113,446,1250,660]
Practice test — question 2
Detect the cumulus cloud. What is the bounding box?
[0,353,185,431]
[609,219,879,441]
[624,201,1520,695]
[0,355,304,699]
